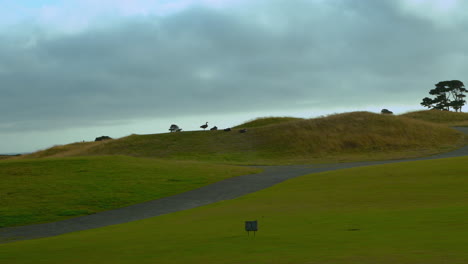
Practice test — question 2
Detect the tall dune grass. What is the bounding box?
[233,117,303,128]
[20,112,464,164]
[23,141,102,159]
[401,109,468,126]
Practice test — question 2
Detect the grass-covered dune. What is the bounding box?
[2,156,468,263]
[0,156,260,228]
[23,111,464,164]
[232,116,303,128]
[402,109,468,126]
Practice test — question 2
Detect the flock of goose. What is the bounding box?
[169,122,247,133]
[200,122,247,133]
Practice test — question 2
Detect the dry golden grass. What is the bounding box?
[233,116,303,128]
[21,111,464,165]
[401,109,468,126]
[0,155,18,160]
[22,141,105,159]
[254,111,461,154]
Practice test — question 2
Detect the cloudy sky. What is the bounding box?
[1,0,467,153]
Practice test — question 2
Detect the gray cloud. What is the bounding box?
[1,0,468,133]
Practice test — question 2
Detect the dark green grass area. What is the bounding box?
[0,156,260,228]
[2,156,468,263]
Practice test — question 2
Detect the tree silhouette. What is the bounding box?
[169,124,181,133]
[421,80,467,112]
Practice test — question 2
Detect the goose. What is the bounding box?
[239,129,247,133]
[223,128,232,132]
[200,122,208,130]
[210,126,218,131]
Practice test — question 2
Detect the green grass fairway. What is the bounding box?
[0,156,260,228]
[2,156,468,263]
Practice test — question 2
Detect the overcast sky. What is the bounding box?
[1,0,467,153]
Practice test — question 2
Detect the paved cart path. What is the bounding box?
[1,127,467,244]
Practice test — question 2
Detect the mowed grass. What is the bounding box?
[22,112,465,164]
[2,156,468,263]
[0,156,260,228]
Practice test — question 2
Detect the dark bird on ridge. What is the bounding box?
[200,122,208,130]
[210,126,218,131]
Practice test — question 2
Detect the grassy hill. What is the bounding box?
[232,116,303,128]
[21,111,464,165]
[401,109,468,126]
[0,156,259,228]
[2,156,468,263]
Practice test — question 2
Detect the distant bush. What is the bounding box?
[169,124,182,132]
[95,136,112,142]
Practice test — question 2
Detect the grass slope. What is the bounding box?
[1,156,468,263]
[233,116,303,128]
[0,156,260,228]
[401,109,468,126]
[21,112,465,164]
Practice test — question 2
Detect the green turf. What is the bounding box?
[0,156,260,228]
[2,156,468,263]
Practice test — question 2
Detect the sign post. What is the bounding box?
[245,220,258,236]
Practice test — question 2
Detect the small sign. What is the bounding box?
[245,220,258,236]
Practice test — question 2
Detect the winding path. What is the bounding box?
[1,127,467,244]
